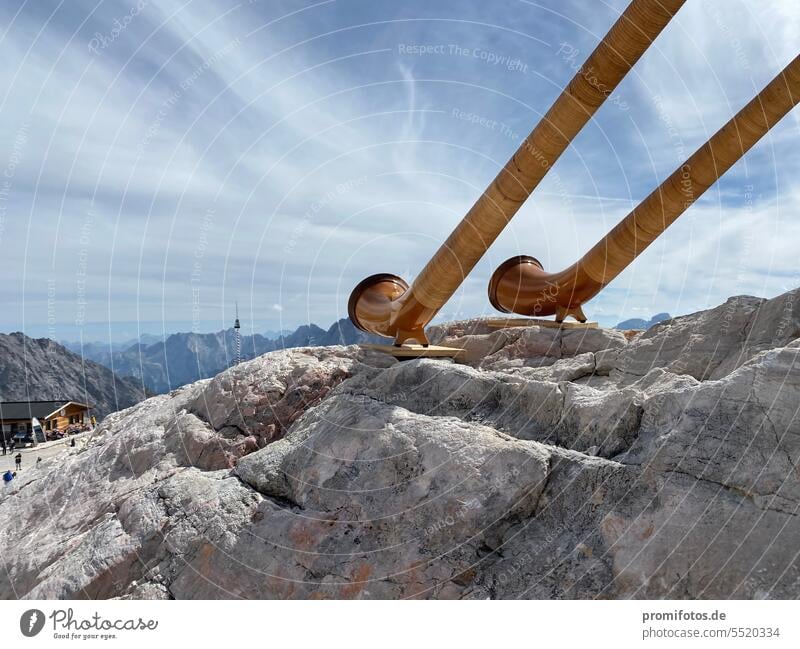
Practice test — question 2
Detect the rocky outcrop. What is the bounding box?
[1,290,800,599]
[0,333,145,418]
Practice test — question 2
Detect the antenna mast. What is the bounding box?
[233,301,241,365]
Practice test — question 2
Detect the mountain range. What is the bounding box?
[614,312,671,330]
[0,333,146,418]
[63,318,382,394]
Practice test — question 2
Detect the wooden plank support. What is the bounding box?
[359,344,464,360]
[487,318,599,330]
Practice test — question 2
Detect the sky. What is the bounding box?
[0,0,798,343]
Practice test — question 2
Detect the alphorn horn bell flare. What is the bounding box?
[489,54,800,322]
[348,0,686,345]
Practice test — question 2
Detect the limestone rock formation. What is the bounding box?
[2,290,800,599]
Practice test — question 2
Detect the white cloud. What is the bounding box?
[0,0,797,339]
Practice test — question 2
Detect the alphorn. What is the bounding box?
[348,0,686,345]
[489,54,800,322]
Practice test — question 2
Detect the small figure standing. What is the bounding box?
[70,437,76,448]
[36,456,42,466]
[14,453,22,471]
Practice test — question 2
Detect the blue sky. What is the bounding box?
[1,0,798,342]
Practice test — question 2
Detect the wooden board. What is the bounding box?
[487,318,598,330]
[359,344,464,359]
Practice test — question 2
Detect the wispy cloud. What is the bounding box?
[0,0,797,341]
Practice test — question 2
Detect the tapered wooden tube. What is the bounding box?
[349,0,686,344]
[489,54,800,322]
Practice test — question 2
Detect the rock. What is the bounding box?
[182,345,394,445]
[2,290,800,599]
[610,293,800,382]
[186,395,553,599]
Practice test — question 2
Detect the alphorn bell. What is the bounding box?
[489,54,800,322]
[348,0,686,345]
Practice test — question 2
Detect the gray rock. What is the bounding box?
[2,290,800,599]
[611,292,800,382]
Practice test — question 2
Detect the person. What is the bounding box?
[14,453,22,471]
[2,470,12,483]
[70,437,76,448]
[36,456,42,466]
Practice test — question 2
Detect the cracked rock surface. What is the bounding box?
[2,291,800,599]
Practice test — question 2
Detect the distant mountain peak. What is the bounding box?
[614,313,672,330]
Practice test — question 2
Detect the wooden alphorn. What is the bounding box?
[349,0,686,345]
[489,54,800,322]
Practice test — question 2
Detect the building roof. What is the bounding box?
[0,400,90,421]
[43,401,91,419]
